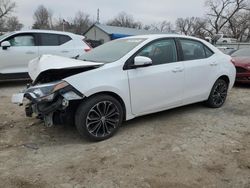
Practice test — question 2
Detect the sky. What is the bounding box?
[13,0,207,29]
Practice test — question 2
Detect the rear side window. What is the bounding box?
[204,46,214,58]
[39,33,71,46]
[59,35,72,45]
[180,39,206,61]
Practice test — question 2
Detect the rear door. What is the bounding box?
[0,33,39,74]
[37,33,78,58]
[178,38,218,103]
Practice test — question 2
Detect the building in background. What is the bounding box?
[84,24,171,47]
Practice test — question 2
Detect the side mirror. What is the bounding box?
[133,56,152,68]
[1,41,11,50]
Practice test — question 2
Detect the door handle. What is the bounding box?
[26,51,35,55]
[210,62,218,66]
[172,67,184,73]
[61,50,69,53]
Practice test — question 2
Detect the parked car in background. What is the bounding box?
[12,34,236,141]
[0,30,91,80]
[217,46,237,55]
[214,34,237,44]
[231,48,250,83]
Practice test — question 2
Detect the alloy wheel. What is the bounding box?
[211,81,227,106]
[86,101,120,138]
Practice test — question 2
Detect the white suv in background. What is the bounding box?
[0,30,91,80]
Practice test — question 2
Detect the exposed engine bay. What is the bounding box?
[12,55,104,127]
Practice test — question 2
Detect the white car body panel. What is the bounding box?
[25,34,235,121]
[182,56,219,103]
[128,62,184,115]
[0,45,39,73]
[0,30,89,75]
[29,55,103,81]
[64,62,134,120]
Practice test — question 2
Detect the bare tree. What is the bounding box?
[0,18,5,31]
[176,18,192,35]
[53,11,92,34]
[32,5,53,29]
[0,0,15,19]
[5,16,23,31]
[206,0,249,34]
[107,12,142,29]
[71,11,92,34]
[143,25,151,30]
[150,21,174,32]
[176,17,209,38]
[226,11,250,41]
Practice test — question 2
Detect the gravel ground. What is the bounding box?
[0,81,250,188]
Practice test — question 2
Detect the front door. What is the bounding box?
[127,39,185,115]
[0,33,38,74]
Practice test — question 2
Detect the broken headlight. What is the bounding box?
[25,81,69,102]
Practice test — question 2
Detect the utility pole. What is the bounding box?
[97,8,100,24]
[62,19,65,31]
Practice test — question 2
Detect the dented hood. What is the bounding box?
[28,55,104,81]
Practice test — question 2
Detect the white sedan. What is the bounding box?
[12,34,236,141]
[0,30,91,80]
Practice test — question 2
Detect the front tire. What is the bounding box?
[206,79,228,108]
[75,94,123,141]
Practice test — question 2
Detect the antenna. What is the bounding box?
[97,8,100,24]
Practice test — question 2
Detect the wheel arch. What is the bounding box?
[206,75,231,100]
[217,75,230,85]
[85,91,127,121]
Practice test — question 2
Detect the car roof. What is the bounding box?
[124,34,222,54]
[125,34,204,41]
[11,30,84,38]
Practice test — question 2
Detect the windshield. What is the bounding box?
[231,48,250,57]
[78,38,146,63]
[0,32,13,41]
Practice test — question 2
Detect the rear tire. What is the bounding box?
[206,79,228,108]
[75,94,123,141]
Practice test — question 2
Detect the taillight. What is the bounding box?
[231,59,236,65]
[84,48,91,52]
[83,40,92,52]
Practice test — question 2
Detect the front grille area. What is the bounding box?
[236,66,247,73]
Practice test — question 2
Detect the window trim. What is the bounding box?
[123,38,181,70]
[176,38,214,61]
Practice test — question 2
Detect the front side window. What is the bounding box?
[137,39,177,65]
[7,35,35,46]
[180,39,206,61]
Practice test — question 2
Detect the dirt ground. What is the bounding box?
[0,81,250,188]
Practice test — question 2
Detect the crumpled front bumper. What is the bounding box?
[12,84,84,127]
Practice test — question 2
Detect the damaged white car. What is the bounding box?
[12,35,236,141]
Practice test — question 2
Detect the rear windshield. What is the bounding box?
[231,48,250,57]
[78,38,146,63]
